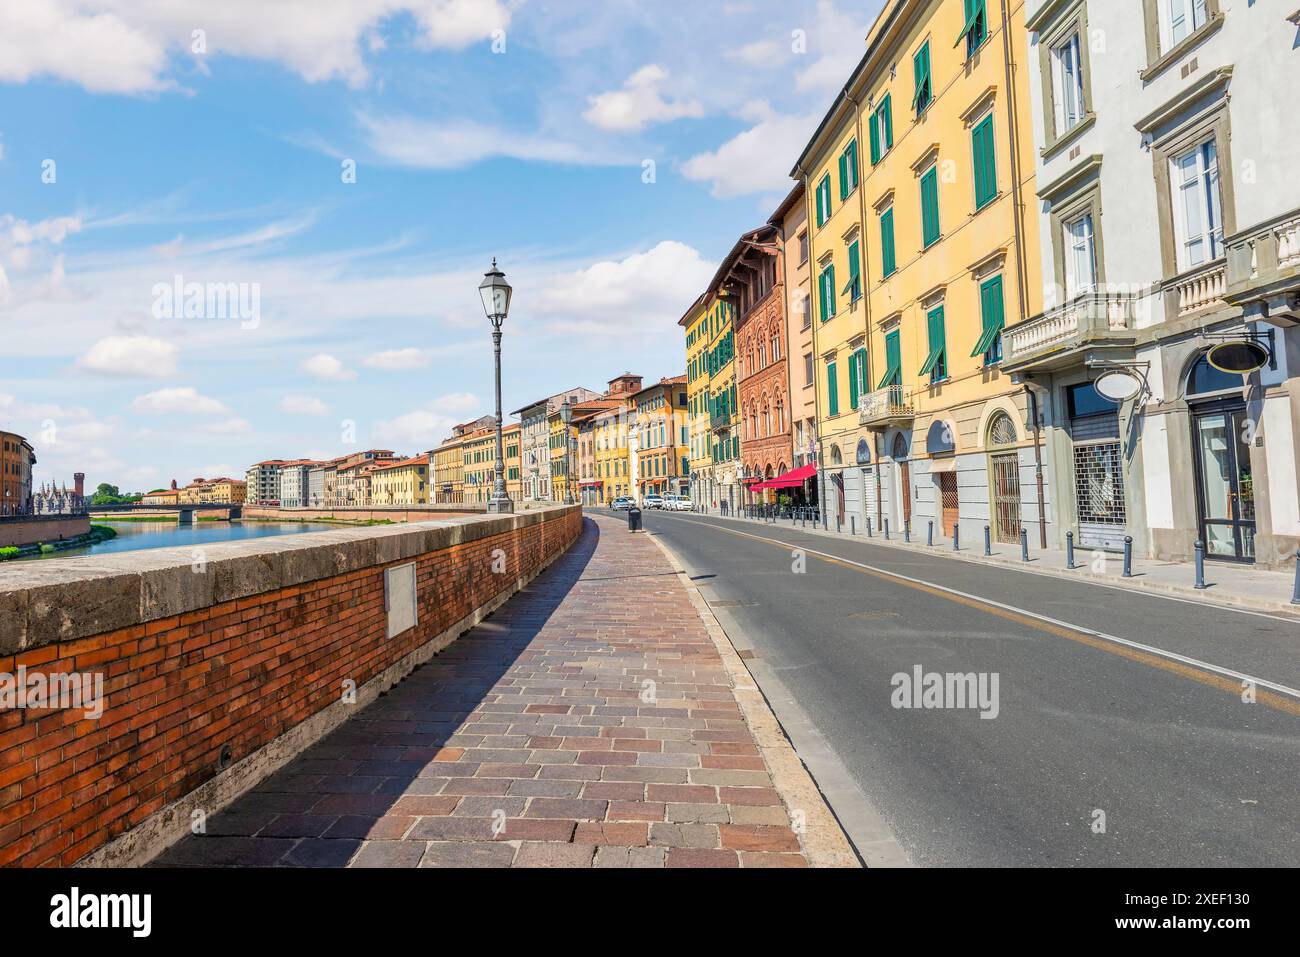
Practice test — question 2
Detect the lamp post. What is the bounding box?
[479,259,514,514]
[559,402,575,505]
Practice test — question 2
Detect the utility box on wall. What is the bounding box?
[384,562,418,639]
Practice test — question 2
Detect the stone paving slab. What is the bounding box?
[152,514,825,868]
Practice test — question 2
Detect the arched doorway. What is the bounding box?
[986,411,1022,544]
[1186,354,1253,561]
[829,444,845,525]
[891,432,911,527]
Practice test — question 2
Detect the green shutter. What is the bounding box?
[843,240,860,298]
[826,264,836,316]
[880,208,896,278]
[882,94,893,150]
[971,275,1005,358]
[878,330,901,389]
[972,114,997,209]
[847,139,858,191]
[827,361,839,417]
[838,151,848,201]
[919,306,947,379]
[848,349,859,409]
[921,167,940,247]
[869,111,882,165]
[912,42,931,113]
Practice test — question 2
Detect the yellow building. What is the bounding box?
[792,0,1043,543]
[592,405,630,504]
[207,478,246,504]
[680,294,711,508]
[695,291,740,512]
[141,488,179,507]
[461,424,521,506]
[630,375,690,498]
[369,457,430,505]
[547,408,577,505]
[433,437,464,504]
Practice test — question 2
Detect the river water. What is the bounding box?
[21,520,334,560]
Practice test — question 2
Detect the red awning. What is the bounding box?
[749,463,817,491]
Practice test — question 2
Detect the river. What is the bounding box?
[22,520,336,560]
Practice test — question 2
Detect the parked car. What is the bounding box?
[609,497,634,511]
[667,495,693,511]
[644,494,665,509]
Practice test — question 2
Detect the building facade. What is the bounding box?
[629,375,690,499]
[369,457,430,505]
[244,461,286,505]
[514,389,599,502]
[793,0,1046,544]
[461,424,521,505]
[692,292,741,511]
[278,462,316,509]
[1009,0,1300,567]
[682,295,712,507]
[774,184,820,486]
[0,431,36,517]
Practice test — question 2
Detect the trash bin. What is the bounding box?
[627,506,642,532]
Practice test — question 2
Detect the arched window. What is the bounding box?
[987,410,1018,448]
[891,432,909,460]
[830,444,843,466]
[1186,353,1243,398]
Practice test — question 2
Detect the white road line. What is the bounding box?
[652,513,1300,703]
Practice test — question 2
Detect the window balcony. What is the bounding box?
[1168,258,1227,320]
[1003,291,1138,373]
[710,411,732,433]
[859,385,917,429]
[1225,209,1300,327]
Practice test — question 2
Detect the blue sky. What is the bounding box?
[0,0,882,491]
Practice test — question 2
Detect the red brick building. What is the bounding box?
[716,225,793,503]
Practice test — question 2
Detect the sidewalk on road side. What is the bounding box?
[691,508,1300,618]
[151,513,857,869]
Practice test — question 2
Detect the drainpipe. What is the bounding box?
[1025,384,1047,548]
[999,0,1031,321]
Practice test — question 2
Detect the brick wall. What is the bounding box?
[0,516,91,548]
[0,507,581,866]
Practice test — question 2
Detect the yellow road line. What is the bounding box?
[655,516,1300,718]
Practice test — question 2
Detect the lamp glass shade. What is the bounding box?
[478,262,512,324]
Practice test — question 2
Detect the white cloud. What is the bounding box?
[362,347,433,370]
[726,40,781,67]
[583,65,704,132]
[795,0,874,94]
[373,393,480,449]
[76,335,179,377]
[202,417,252,434]
[0,0,513,95]
[357,112,594,170]
[536,241,714,336]
[280,394,329,416]
[681,104,815,198]
[132,387,229,415]
[302,353,356,381]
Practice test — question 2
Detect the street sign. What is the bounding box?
[1207,340,1270,374]
[1093,370,1143,402]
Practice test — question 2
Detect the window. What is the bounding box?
[843,238,862,303]
[971,113,997,209]
[816,174,832,227]
[973,275,1005,365]
[959,0,988,57]
[848,347,868,410]
[801,293,812,330]
[1064,212,1096,298]
[1165,0,1208,49]
[818,262,837,320]
[798,230,809,264]
[880,207,896,278]
[912,41,933,115]
[1051,33,1085,136]
[804,352,814,387]
[920,166,941,248]
[919,305,947,383]
[839,139,860,200]
[1171,138,1222,270]
[827,360,840,417]
[878,330,902,389]
[870,95,893,165]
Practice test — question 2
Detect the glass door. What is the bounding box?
[1192,405,1255,562]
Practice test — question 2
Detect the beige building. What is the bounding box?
[773,183,817,474]
[368,457,430,505]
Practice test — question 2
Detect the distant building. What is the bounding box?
[368,457,430,505]
[245,461,287,505]
[278,461,318,508]
[0,430,36,517]
[513,388,601,501]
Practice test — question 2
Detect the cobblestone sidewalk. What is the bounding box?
[154,514,828,868]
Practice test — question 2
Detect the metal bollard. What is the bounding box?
[904,521,911,544]
[867,517,873,537]
[927,520,933,547]
[836,514,842,534]
[984,525,991,556]
[1122,536,1133,578]
[850,516,856,535]
[1194,540,1206,590]
[1020,527,1029,563]
[884,517,891,540]
[1292,551,1300,605]
[1066,531,1076,570]
[953,524,960,551]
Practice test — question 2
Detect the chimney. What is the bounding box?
[74,472,84,499]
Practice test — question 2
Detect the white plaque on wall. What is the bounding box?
[384,562,418,639]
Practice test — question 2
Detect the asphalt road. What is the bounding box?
[613,508,1300,867]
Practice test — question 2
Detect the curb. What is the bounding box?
[700,512,1300,619]
[641,525,861,869]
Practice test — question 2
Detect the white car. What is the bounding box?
[664,494,693,511]
[644,494,665,509]
[609,497,635,511]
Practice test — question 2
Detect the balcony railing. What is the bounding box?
[859,385,917,429]
[1226,209,1300,321]
[1003,291,1138,371]
[710,411,732,432]
[1169,258,1226,319]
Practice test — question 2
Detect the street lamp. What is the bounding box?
[559,402,575,505]
[479,259,514,514]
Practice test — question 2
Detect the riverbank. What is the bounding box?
[0,524,117,561]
